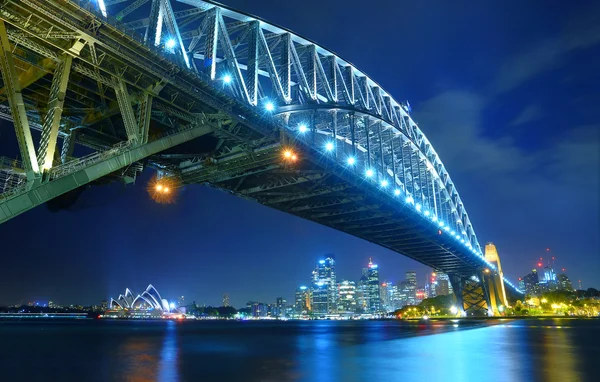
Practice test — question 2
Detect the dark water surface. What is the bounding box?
[0,318,598,381]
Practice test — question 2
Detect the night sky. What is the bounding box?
[1,0,599,307]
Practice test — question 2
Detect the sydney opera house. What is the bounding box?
[104,285,183,319]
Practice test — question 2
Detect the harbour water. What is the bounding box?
[0,318,598,381]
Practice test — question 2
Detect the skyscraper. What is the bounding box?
[177,296,185,307]
[337,280,357,313]
[311,255,336,315]
[405,271,417,305]
[295,286,310,314]
[436,272,453,295]
[366,258,381,313]
[523,269,541,296]
[222,293,230,307]
[557,274,573,291]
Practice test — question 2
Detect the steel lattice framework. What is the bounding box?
[0,0,522,314]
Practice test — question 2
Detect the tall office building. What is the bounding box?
[436,272,453,295]
[177,296,185,307]
[366,259,381,313]
[295,286,311,314]
[274,297,286,317]
[523,269,541,296]
[356,274,369,313]
[380,282,392,312]
[557,274,573,291]
[337,280,357,313]
[311,255,336,315]
[539,266,558,292]
[405,271,417,305]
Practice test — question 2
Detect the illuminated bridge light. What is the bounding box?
[432,215,437,222]
[298,124,308,133]
[265,101,275,111]
[405,195,414,204]
[462,231,467,235]
[424,210,430,216]
[460,239,465,243]
[450,230,455,235]
[347,157,356,166]
[381,180,388,187]
[365,169,374,177]
[415,203,422,212]
[394,189,401,196]
[166,38,176,49]
[438,221,444,228]
[325,142,334,151]
[223,74,232,83]
[444,226,450,232]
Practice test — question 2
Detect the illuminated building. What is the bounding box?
[522,270,541,296]
[356,274,369,313]
[311,255,336,315]
[337,280,357,313]
[380,282,392,312]
[405,271,417,305]
[539,266,558,292]
[295,286,311,314]
[223,293,230,307]
[366,258,381,313]
[436,272,452,296]
[247,301,268,317]
[100,300,108,310]
[557,274,573,291]
[177,296,185,307]
[274,297,286,317]
[109,285,172,313]
[416,288,425,304]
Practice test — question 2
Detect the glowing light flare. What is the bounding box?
[394,189,401,196]
[298,124,308,133]
[365,169,374,177]
[347,157,356,166]
[265,101,275,111]
[381,180,388,187]
[223,74,232,84]
[97,0,107,17]
[166,38,176,49]
[325,142,334,151]
[148,175,179,204]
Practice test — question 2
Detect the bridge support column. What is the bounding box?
[0,20,40,176]
[449,273,492,317]
[38,54,73,171]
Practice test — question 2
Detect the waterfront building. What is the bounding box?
[356,275,369,313]
[294,286,311,314]
[337,280,357,313]
[274,297,286,317]
[177,296,185,307]
[247,301,268,317]
[539,266,558,292]
[405,271,417,305]
[366,259,381,313]
[380,282,392,312]
[109,285,171,312]
[523,269,541,296]
[557,274,573,291]
[100,300,108,310]
[311,255,336,315]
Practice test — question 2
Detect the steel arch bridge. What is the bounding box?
[0,0,521,314]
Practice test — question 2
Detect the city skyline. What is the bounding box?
[1,0,598,307]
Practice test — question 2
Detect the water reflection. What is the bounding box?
[158,321,179,382]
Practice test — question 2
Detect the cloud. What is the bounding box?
[494,4,600,93]
[509,105,542,126]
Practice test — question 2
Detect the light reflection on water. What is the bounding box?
[0,318,597,381]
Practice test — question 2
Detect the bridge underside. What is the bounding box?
[0,0,521,315]
[179,144,485,278]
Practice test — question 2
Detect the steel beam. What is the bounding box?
[0,20,39,176]
[38,55,73,170]
[0,122,216,223]
[115,80,139,142]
